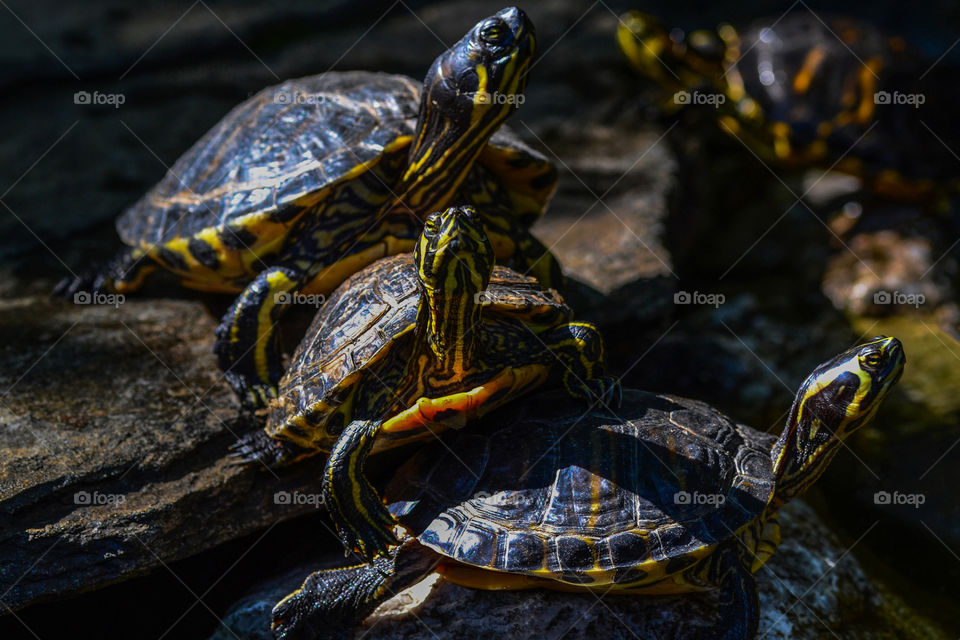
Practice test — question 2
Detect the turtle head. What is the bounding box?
[771,336,904,507]
[415,205,494,374]
[617,11,727,94]
[400,7,535,213]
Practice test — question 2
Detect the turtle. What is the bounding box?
[54,7,562,409]
[616,11,960,202]
[234,204,620,561]
[269,335,905,640]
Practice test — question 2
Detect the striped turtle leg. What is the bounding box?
[52,247,156,299]
[322,418,399,561]
[539,322,622,409]
[271,539,440,640]
[322,364,552,561]
[214,265,303,409]
[682,542,760,640]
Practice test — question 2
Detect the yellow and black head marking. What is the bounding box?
[771,336,904,505]
[399,7,536,212]
[414,205,494,373]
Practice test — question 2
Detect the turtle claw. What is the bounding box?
[230,430,315,469]
[52,266,111,301]
[324,470,398,562]
[333,506,398,563]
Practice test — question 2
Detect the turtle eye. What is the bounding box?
[423,214,440,236]
[478,19,508,46]
[861,351,883,369]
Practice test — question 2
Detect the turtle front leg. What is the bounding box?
[322,418,399,561]
[214,266,304,409]
[682,542,760,640]
[539,321,622,409]
[272,539,440,639]
[52,246,156,299]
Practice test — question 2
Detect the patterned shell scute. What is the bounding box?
[118,71,421,245]
[388,389,776,577]
[275,253,570,418]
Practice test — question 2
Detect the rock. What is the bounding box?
[209,501,948,640]
[532,122,679,329]
[821,212,958,317]
[0,294,326,610]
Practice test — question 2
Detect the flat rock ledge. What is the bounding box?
[0,296,324,610]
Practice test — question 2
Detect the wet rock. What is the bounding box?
[209,501,948,640]
[0,295,325,610]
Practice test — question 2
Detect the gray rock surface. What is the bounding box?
[209,501,947,640]
[0,295,325,610]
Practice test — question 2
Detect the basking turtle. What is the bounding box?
[55,7,561,408]
[236,205,619,560]
[617,11,959,200]
[271,336,904,640]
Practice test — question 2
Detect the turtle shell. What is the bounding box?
[117,71,554,247]
[386,389,776,588]
[727,14,946,181]
[265,252,571,443]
